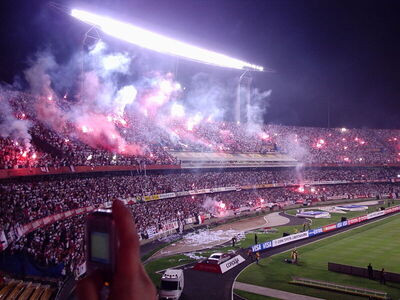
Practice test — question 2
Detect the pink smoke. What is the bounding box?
[75,113,143,155]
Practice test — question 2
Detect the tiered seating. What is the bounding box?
[0,279,53,300]
[17,282,34,300]
[1,91,400,170]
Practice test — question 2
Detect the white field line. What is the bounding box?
[263,215,269,224]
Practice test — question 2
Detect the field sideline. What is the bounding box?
[237,214,400,300]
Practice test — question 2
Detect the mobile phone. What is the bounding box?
[86,209,118,281]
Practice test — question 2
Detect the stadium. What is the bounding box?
[1,1,400,300]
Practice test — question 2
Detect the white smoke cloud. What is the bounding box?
[185,73,228,121]
[247,89,272,124]
[23,52,57,97]
[114,85,137,116]
[4,38,274,160]
[0,91,32,146]
[88,41,132,76]
[276,132,308,162]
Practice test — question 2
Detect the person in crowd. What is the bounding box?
[255,252,260,265]
[380,268,386,285]
[367,263,373,280]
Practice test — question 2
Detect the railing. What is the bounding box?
[290,277,389,299]
[0,164,180,179]
[1,161,399,180]
[328,262,400,283]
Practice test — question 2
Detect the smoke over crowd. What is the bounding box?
[0,39,274,158]
[202,196,228,218]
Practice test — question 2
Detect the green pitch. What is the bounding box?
[237,214,400,300]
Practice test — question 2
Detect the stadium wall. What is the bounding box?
[0,164,180,179]
[1,163,400,179]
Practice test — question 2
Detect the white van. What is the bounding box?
[159,269,184,300]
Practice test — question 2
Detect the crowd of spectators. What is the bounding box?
[1,168,399,235]
[29,123,178,167]
[1,92,400,170]
[8,215,85,275]
[271,125,400,164]
[4,181,400,276]
[2,92,400,276]
[0,137,55,169]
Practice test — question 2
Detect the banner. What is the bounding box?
[367,210,385,219]
[308,180,348,185]
[189,188,212,195]
[348,217,360,225]
[158,192,176,200]
[272,231,309,247]
[76,262,87,277]
[211,186,236,193]
[359,215,368,222]
[185,217,196,224]
[219,255,245,273]
[322,224,337,232]
[335,220,348,228]
[308,227,323,237]
[144,194,160,201]
[176,191,190,197]
[162,221,178,231]
[146,226,158,239]
[354,195,369,199]
[197,215,205,224]
[327,195,348,200]
[251,240,272,252]
[385,206,400,214]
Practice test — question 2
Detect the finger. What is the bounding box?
[112,199,140,276]
[112,199,139,249]
[76,271,103,300]
[111,263,157,300]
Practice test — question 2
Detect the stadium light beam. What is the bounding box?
[71,9,264,72]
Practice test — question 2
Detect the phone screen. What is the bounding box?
[90,231,110,263]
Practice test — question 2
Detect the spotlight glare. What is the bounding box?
[71,9,264,71]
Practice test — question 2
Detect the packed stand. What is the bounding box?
[7,215,85,275]
[2,92,400,170]
[3,182,400,276]
[1,167,399,232]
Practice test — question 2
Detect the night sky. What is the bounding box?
[1,0,399,129]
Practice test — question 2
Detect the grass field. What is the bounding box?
[238,201,386,250]
[143,200,393,289]
[237,214,400,300]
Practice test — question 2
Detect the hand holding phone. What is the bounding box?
[86,209,117,282]
[78,200,157,300]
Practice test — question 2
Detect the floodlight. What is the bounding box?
[71,9,264,71]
